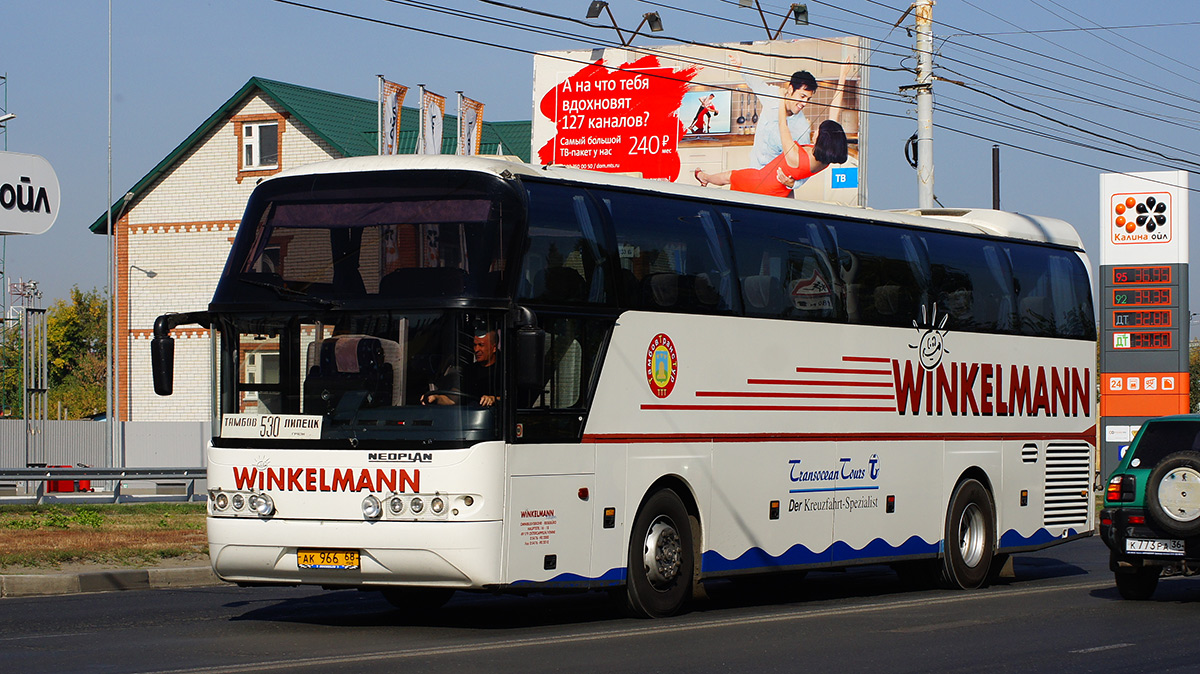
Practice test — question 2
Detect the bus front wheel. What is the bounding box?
[624,488,694,618]
[941,478,995,589]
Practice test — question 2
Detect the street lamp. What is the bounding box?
[740,1,809,40]
[584,2,664,47]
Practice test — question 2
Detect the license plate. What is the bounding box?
[298,549,360,569]
[1125,538,1185,555]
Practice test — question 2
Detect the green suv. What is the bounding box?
[1101,414,1200,600]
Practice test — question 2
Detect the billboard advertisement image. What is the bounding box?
[533,37,867,206]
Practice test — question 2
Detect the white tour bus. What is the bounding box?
[152,155,1096,617]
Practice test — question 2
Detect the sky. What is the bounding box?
[2,0,1199,320]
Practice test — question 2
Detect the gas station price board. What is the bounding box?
[1098,170,1190,480]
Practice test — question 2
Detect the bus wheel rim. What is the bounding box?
[958,503,985,568]
[643,516,682,589]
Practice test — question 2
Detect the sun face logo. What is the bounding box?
[910,304,949,370]
[645,333,678,398]
[1112,192,1171,244]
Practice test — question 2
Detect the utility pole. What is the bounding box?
[914,0,935,209]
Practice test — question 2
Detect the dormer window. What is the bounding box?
[234,114,285,183]
[243,122,279,169]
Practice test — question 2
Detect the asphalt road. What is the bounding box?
[3,536,1199,674]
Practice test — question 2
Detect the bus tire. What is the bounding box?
[1144,451,1200,538]
[380,587,455,611]
[1115,566,1160,600]
[624,488,694,618]
[941,478,995,589]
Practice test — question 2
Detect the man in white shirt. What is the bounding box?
[730,53,817,171]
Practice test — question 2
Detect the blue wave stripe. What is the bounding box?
[511,567,626,587]
[999,527,1080,549]
[513,530,1076,586]
[701,535,938,573]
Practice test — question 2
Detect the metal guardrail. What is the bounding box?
[0,467,207,505]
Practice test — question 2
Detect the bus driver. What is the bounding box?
[422,326,501,407]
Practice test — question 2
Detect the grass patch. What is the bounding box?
[0,503,207,570]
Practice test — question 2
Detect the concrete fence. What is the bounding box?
[0,419,209,469]
[0,419,210,502]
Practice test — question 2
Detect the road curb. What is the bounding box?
[0,566,220,598]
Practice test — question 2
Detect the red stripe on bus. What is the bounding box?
[583,429,1097,445]
[795,367,892,376]
[747,378,894,388]
[842,356,892,364]
[694,391,895,400]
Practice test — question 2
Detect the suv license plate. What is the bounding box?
[1126,538,1185,555]
[298,549,360,569]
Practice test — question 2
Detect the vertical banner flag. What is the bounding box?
[418,86,446,155]
[458,92,486,156]
[378,76,408,155]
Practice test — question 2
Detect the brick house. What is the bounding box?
[90,77,531,422]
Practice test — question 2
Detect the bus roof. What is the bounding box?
[269,155,1087,251]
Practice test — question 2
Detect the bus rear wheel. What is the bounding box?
[941,478,995,589]
[624,488,694,618]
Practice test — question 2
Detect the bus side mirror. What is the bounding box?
[515,325,546,392]
[151,335,175,396]
[149,311,211,397]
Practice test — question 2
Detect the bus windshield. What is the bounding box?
[214,170,519,306]
[212,309,504,449]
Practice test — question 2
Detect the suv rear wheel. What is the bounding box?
[1145,451,1200,537]
[1115,565,1160,600]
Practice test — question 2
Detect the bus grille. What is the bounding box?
[1043,442,1092,528]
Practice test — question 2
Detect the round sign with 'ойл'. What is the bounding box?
[645,333,677,399]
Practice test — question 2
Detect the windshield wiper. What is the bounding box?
[239,277,342,309]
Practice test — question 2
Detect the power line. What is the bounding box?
[1037,0,1200,81]
[696,0,1200,148]
[275,0,911,121]
[276,0,1200,188]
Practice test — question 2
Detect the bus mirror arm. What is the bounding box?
[151,311,212,396]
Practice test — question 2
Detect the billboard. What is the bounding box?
[0,151,59,235]
[532,37,867,206]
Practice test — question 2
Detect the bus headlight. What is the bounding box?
[249,493,275,517]
[231,494,245,511]
[362,495,382,520]
[214,492,229,511]
[410,497,424,515]
[431,497,445,515]
[389,496,405,515]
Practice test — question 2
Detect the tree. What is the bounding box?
[0,317,20,417]
[1191,339,1200,414]
[45,287,107,419]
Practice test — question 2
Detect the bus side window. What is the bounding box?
[517,315,614,442]
[925,234,1016,333]
[601,190,737,313]
[1007,244,1094,339]
[834,222,929,328]
[519,183,612,306]
[727,207,840,321]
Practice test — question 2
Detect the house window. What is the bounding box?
[243,122,279,169]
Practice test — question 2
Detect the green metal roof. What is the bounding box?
[91,77,531,233]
